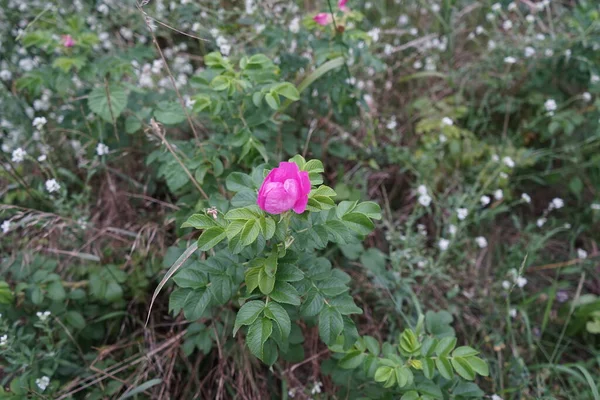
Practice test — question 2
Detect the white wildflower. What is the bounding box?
[417,185,428,195]
[550,198,564,210]
[544,99,557,113]
[491,3,501,11]
[386,117,397,130]
[591,74,600,83]
[32,116,47,130]
[475,236,488,248]
[504,56,517,64]
[582,92,592,102]
[480,195,491,206]
[398,15,409,25]
[311,381,323,395]
[1,220,10,233]
[441,117,453,126]
[96,143,109,156]
[494,189,504,200]
[438,238,450,251]
[544,48,553,57]
[439,134,447,143]
[418,194,432,207]
[35,376,50,392]
[502,20,513,30]
[503,156,515,168]
[509,308,517,318]
[536,217,546,227]
[45,179,61,193]
[577,248,588,259]
[11,147,26,163]
[524,46,536,58]
[38,154,47,162]
[516,276,527,288]
[289,17,300,34]
[526,14,535,23]
[0,335,7,346]
[367,28,380,42]
[521,193,531,203]
[502,280,511,290]
[457,208,468,220]
[592,203,600,210]
[448,224,457,236]
[36,310,51,321]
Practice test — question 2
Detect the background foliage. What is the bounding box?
[1,0,600,398]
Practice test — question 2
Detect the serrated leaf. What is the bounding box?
[300,290,324,317]
[226,172,255,192]
[342,212,375,235]
[225,207,258,220]
[416,381,443,399]
[318,306,344,346]
[247,318,273,360]
[88,84,128,122]
[182,214,217,229]
[258,268,275,295]
[264,92,279,110]
[266,301,291,338]
[183,288,212,320]
[197,227,227,251]
[354,201,382,219]
[421,336,437,357]
[241,219,260,246]
[173,267,207,289]
[265,252,278,277]
[269,281,301,305]
[303,159,324,173]
[233,300,265,336]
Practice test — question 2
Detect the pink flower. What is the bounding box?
[62,35,75,48]
[314,13,333,26]
[257,162,311,215]
[338,0,349,11]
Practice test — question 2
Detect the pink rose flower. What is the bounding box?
[313,13,333,26]
[257,162,311,215]
[338,0,349,11]
[62,35,75,48]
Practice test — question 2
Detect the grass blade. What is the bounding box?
[118,378,162,399]
[145,242,198,326]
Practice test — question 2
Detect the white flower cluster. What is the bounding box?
[37,310,51,321]
[36,376,50,391]
[502,268,527,289]
[417,185,432,207]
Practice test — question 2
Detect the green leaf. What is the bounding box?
[31,286,43,305]
[303,159,324,173]
[182,214,217,229]
[225,207,259,220]
[52,56,86,72]
[435,337,456,357]
[426,310,455,338]
[154,101,187,125]
[374,366,394,383]
[421,337,437,357]
[265,252,278,277]
[258,268,275,295]
[339,350,365,369]
[416,381,443,399]
[435,356,453,379]
[233,300,265,336]
[422,358,435,379]
[269,281,301,305]
[364,336,380,355]
[297,57,345,93]
[266,301,291,338]
[0,281,14,304]
[226,172,255,192]
[452,346,479,358]
[209,275,233,304]
[342,213,375,235]
[88,84,128,122]
[451,357,476,380]
[65,311,86,330]
[300,290,324,317]
[118,379,162,400]
[452,382,484,397]
[354,201,382,219]
[183,288,212,320]
[197,227,227,251]
[247,318,273,360]
[125,116,142,134]
[318,306,344,346]
[46,281,66,301]
[274,82,300,100]
[465,356,489,377]
[395,366,413,387]
[399,329,421,355]
[264,92,279,110]
[401,391,419,400]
